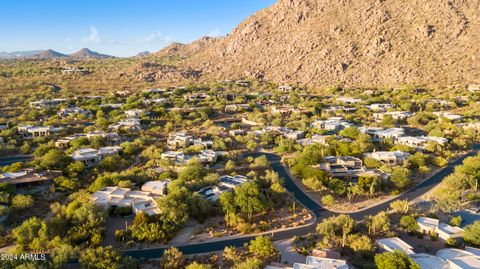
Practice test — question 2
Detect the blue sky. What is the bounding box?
[0,0,276,57]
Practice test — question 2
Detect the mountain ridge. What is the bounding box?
[155,0,480,87]
[0,48,114,59]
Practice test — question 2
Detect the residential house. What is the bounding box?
[373,111,413,121]
[293,256,349,269]
[197,175,249,202]
[437,248,480,269]
[411,253,450,269]
[417,217,464,240]
[17,125,61,138]
[185,93,208,102]
[363,151,410,165]
[161,151,185,163]
[161,150,217,165]
[320,156,390,181]
[99,103,123,109]
[91,186,160,216]
[365,103,394,112]
[58,107,92,118]
[29,99,67,109]
[167,132,193,149]
[324,106,358,114]
[141,180,169,196]
[225,104,250,113]
[109,118,142,131]
[312,117,353,132]
[433,112,465,122]
[0,169,60,188]
[229,129,246,136]
[336,97,362,104]
[71,146,123,168]
[143,98,170,105]
[55,132,120,148]
[376,237,415,255]
[361,127,405,142]
[125,109,147,118]
[397,136,448,149]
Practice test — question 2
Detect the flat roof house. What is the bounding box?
[293,256,349,269]
[397,136,448,149]
[437,248,480,269]
[29,99,67,109]
[141,180,169,196]
[336,97,361,104]
[91,186,160,216]
[417,217,464,240]
[365,103,394,112]
[411,253,450,269]
[0,169,59,188]
[197,175,249,202]
[71,146,123,168]
[312,117,353,132]
[363,151,410,165]
[17,125,62,138]
[373,111,413,121]
[58,107,92,118]
[376,237,415,255]
[167,132,194,149]
[109,118,142,131]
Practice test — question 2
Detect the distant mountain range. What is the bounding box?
[0,48,114,59]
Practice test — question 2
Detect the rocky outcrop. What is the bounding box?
[155,0,480,88]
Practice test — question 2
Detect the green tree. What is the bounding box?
[339,127,360,140]
[79,246,123,269]
[12,217,49,251]
[464,221,480,246]
[248,236,278,260]
[321,195,335,207]
[11,194,34,210]
[49,244,78,269]
[186,262,213,269]
[316,214,355,248]
[232,257,262,269]
[225,160,236,171]
[390,167,411,189]
[433,186,461,213]
[400,215,419,233]
[177,159,207,183]
[234,182,267,222]
[38,149,72,170]
[450,216,462,227]
[159,247,185,269]
[250,155,269,168]
[390,200,410,214]
[365,211,390,235]
[347,233,373,252]
[374,250,420,269]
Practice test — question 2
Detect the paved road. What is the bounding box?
[124,147,480,259]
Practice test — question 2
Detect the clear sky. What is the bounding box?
[0,0,276,57]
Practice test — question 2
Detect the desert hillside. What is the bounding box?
[156,0,480,88]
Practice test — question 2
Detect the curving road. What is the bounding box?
[124,146,480,259]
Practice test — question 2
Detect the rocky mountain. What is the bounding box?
[156,0,480,88]
[32,49,68,59]
[69,48,113,59]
